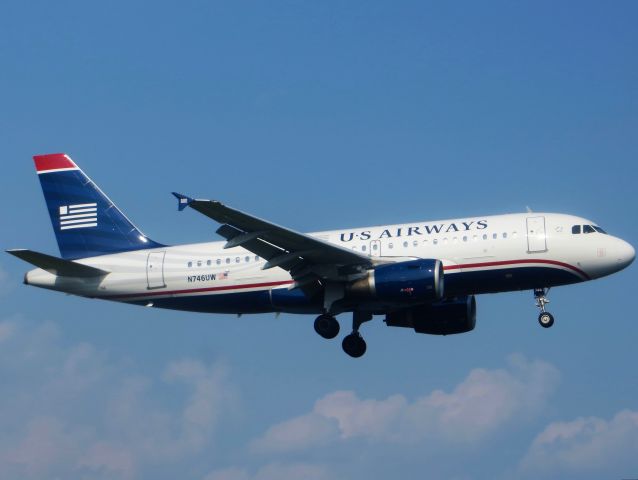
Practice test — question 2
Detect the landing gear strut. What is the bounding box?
[314,314,340,339]
[534,288,555,328]
[342,311,372,358]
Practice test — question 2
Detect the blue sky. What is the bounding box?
[1,1,637,479]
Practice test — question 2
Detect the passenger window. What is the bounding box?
[482,234,487,240]
[226,258,231,264]
[492,233,497,240]
[361,245,367,252]
[187,261,192,268]
[197,260,202,267]
[207,260,212,266]
[216,259,221,265]
[372,243,378,251]
[403,241,408,248]
[463,236,468,242]
[572,225,581,234]
[502,232,508,239]
[433,239,438,245]
[388,243,394,249]
[245,256,250,262]
[413,240,418,247]
[255,255,259,261]
[235,257,240,263]
[583,225,595,234]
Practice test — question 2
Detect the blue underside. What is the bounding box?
[126,266,583,314]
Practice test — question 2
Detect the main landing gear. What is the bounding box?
[313,311,372,358]
[314,314,340,339]
[342,312,372,358]
[534,288,555,328]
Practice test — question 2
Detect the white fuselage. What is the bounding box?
[24,212,635,314]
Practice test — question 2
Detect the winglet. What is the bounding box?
[172,192,193,211]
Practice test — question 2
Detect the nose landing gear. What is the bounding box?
[534,288,555,328]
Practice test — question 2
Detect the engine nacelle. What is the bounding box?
[385,295,476,335]
[347,259,444,303]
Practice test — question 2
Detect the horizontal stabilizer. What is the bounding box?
[6,249,109,277]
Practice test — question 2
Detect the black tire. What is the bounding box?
[314,314,340,339]
[538,312,555,328]
[342,332,367,358]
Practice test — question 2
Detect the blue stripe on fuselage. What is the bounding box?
[123,266,583,314]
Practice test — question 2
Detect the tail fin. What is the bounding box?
[33,153,163,259]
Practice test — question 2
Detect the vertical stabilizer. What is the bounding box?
[34,153,163,259]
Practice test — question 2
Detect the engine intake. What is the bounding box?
[386,295,476,335]
[347,259,444,303]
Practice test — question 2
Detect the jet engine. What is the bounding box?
[385,295,476,335]
[346,259,444,303]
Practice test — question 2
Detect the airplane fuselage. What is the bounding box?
[24,212,634,315]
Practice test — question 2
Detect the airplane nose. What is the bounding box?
[615,239,635,269]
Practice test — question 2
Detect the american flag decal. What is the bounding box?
[59,203,98,230]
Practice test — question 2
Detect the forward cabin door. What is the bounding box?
[147,251,166,289]
[526,216,547,253]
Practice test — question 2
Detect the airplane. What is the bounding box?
[6,153,635,357]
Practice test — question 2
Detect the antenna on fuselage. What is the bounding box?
[526,206,533,213]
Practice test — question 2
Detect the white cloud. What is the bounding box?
[204,462,332,480]
[252,355,559,453]
[520,409,638,476]
[0,319,236,479]
[251,412,340,453]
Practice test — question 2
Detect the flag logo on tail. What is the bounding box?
[59,203,98,230]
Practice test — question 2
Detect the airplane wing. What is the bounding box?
[172,193,375,290]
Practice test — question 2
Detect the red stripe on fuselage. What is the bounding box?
[102,259,587,301]
[444,258,589,280]
[103,280,295,300]
[33,153,77,172]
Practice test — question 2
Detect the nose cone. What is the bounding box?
[615,238,635,270]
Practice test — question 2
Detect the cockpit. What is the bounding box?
[572,225,607,235]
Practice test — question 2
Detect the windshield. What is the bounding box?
[572,224,608,235]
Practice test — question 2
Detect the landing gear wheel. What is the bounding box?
[342,332,366,358]
[538,312,555,328]
[534,288,554,329]
[314,314,340,339]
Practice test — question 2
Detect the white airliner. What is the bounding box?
[7,154,635,357]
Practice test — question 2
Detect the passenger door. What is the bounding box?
[526,216,547,253]
[146,251,166,289]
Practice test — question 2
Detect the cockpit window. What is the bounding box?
[583,225,596,234]
[572,225,581,234]
[593,226,607,234]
